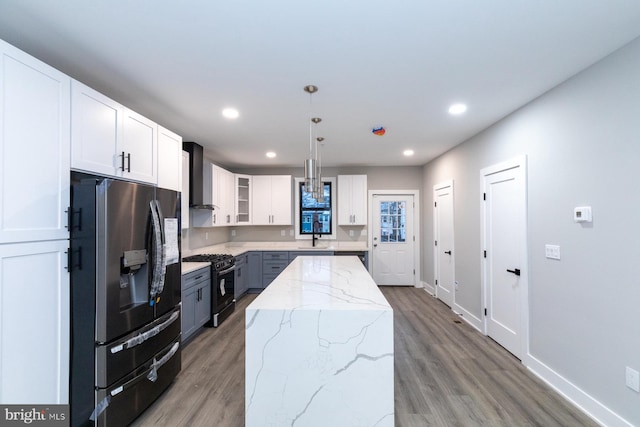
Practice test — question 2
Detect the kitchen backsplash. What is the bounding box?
[182,225,367,251]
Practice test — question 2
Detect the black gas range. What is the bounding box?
[183,254,236,327]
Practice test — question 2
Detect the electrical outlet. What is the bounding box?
[626,367,640,392]
[205,232,209,240]
[290,229,294,236]
[349,230,354,237]
[545,244,560,260]
[280,229,286,237]
[231,229,236,237]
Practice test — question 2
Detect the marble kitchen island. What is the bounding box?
[245,256,394,427]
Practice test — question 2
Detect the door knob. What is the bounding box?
[444,250,452,255]
[506,268,521,276]
[373,244,377,248]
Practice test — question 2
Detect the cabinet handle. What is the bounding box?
[65,207,82,231]
[65,247,83,272]
[227,214,231,223]
[119,152,131,172]
[213,214,216,224]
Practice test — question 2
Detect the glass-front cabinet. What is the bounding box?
[235,174,252,225]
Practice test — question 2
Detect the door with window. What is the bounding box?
[371,195,415,286]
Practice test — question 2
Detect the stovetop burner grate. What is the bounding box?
[183,253,235,271]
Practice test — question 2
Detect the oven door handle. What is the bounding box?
[217,265,236,276]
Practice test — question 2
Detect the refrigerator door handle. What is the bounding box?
[149,200,167,302]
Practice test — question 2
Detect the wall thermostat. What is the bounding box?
[574,206,592,223]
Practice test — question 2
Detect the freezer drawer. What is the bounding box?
[96,305,181,388]
[93,337,181,426]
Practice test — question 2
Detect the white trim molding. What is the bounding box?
[527,355,635,427]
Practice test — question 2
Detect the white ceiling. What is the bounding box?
[1,1,640,169]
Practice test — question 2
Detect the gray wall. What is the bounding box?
[422,37,640,424]
[185,165,422,246]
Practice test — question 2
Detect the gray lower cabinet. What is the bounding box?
[245,250,368,293]
[288,251,333,262]
[235,253,249,300]
[181,267,211,342]
[262,251,289,288]
[247,251,263,292]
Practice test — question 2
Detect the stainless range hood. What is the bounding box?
[182,142,215,210]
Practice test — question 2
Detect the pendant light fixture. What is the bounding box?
[315,137,325,202]
[303,85,318,191]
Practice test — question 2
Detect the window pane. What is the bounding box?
[299,182,332,235]
[378,200,406,243]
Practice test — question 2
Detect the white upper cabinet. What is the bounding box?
[71,80,158,185]
[71,80,122,177]
[121,108,158,184]
[252,175,292,225]
[191,163,235,227]
[157,126,182,192]
[338,175,367,226]
[220,167,235,225]
[234,174,252,225]
[181,151,190,229]
[0,39,71,244]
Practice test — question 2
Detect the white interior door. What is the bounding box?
[371,194,415,286]
[482,157,528,360]
[434,182,454,307]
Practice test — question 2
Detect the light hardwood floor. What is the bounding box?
[133,287,597,426]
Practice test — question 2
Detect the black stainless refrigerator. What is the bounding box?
[69,173,182,426]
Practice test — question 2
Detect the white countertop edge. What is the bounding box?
[246,256,391,311]
[181,261,211,275]
[182,241,368,259]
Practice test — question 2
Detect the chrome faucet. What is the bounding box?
[312,220,321,247]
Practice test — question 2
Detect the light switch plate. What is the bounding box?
[626,366,640,392]
[545,244,560,260]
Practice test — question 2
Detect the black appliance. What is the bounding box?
[69,173,182,426]
[182,141,214,209]
[182,254,235,327]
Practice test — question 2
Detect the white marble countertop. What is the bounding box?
[247,255,390,311]
[181,261,210,275]
[245,255,393,426]
[183,241,368,258]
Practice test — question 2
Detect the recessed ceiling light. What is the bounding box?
[266,151,276,158]
[448,103,467,115]
[222,108,239,119]
[403,149,414,156]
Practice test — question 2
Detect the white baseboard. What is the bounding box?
[452,303,483,332]
[422,281,435,295]
[526,354,634,427]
